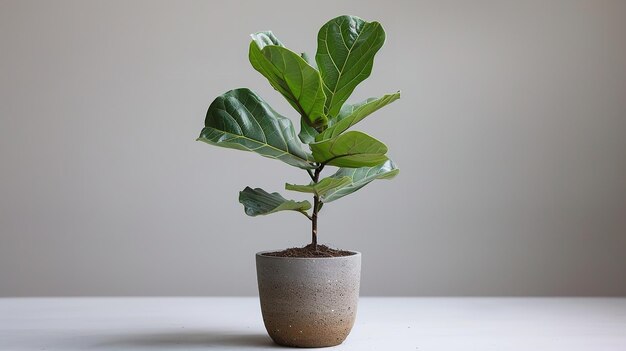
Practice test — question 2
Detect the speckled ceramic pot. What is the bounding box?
[256,251,361,348]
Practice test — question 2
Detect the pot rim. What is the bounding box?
[256,250,361,260]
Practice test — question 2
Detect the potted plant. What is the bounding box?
[198,15,399,348]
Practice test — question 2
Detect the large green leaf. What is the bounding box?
[310,131,388,168]
[316,92,400,141]
[285,176,351,197]
[239,187,311,216]
[316,15,386,118]
[323,160,399,202]
[197,88,314,169]
[249,32,327,129]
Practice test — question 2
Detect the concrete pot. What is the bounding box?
[256,251,361,348]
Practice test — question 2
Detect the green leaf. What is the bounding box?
[298,117,319,144]
[239,187,311,216]
[250,31,285,48]
[316,92,400,141]
[310,131,388,168]
[198,88,314,169]
[285,176,351,197]
[316,15,386,118]
[249,32,328,129]
[300,52,317,69]
[323,160,399,202]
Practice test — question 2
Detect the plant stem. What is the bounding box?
[311,196,319,249]
[311,165,324,250]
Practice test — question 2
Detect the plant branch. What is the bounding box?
[310,164,324,250]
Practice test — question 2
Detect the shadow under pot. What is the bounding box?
[255,251,361,348]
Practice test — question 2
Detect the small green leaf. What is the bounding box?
[198,88,314,169]
[285,176,351,197]
[316,16,386,118]
[300,52,317,69]
[298,117,319,144]
[310,131,388,168]
[323,160,399,202]
[239,187,311,217]
[249,32,328,129]
[317,92,400,141]
[250,31,285,48]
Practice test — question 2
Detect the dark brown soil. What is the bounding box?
[262,244,355,258]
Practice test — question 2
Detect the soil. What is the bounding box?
[262,244,355,258]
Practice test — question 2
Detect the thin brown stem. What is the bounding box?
[311,198,319,248]
[310,164,324,250]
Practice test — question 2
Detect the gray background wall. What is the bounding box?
[1,0,625,296]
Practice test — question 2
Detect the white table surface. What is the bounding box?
[0,297,625,350]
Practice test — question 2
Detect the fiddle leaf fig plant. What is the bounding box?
[198,15,399,249]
